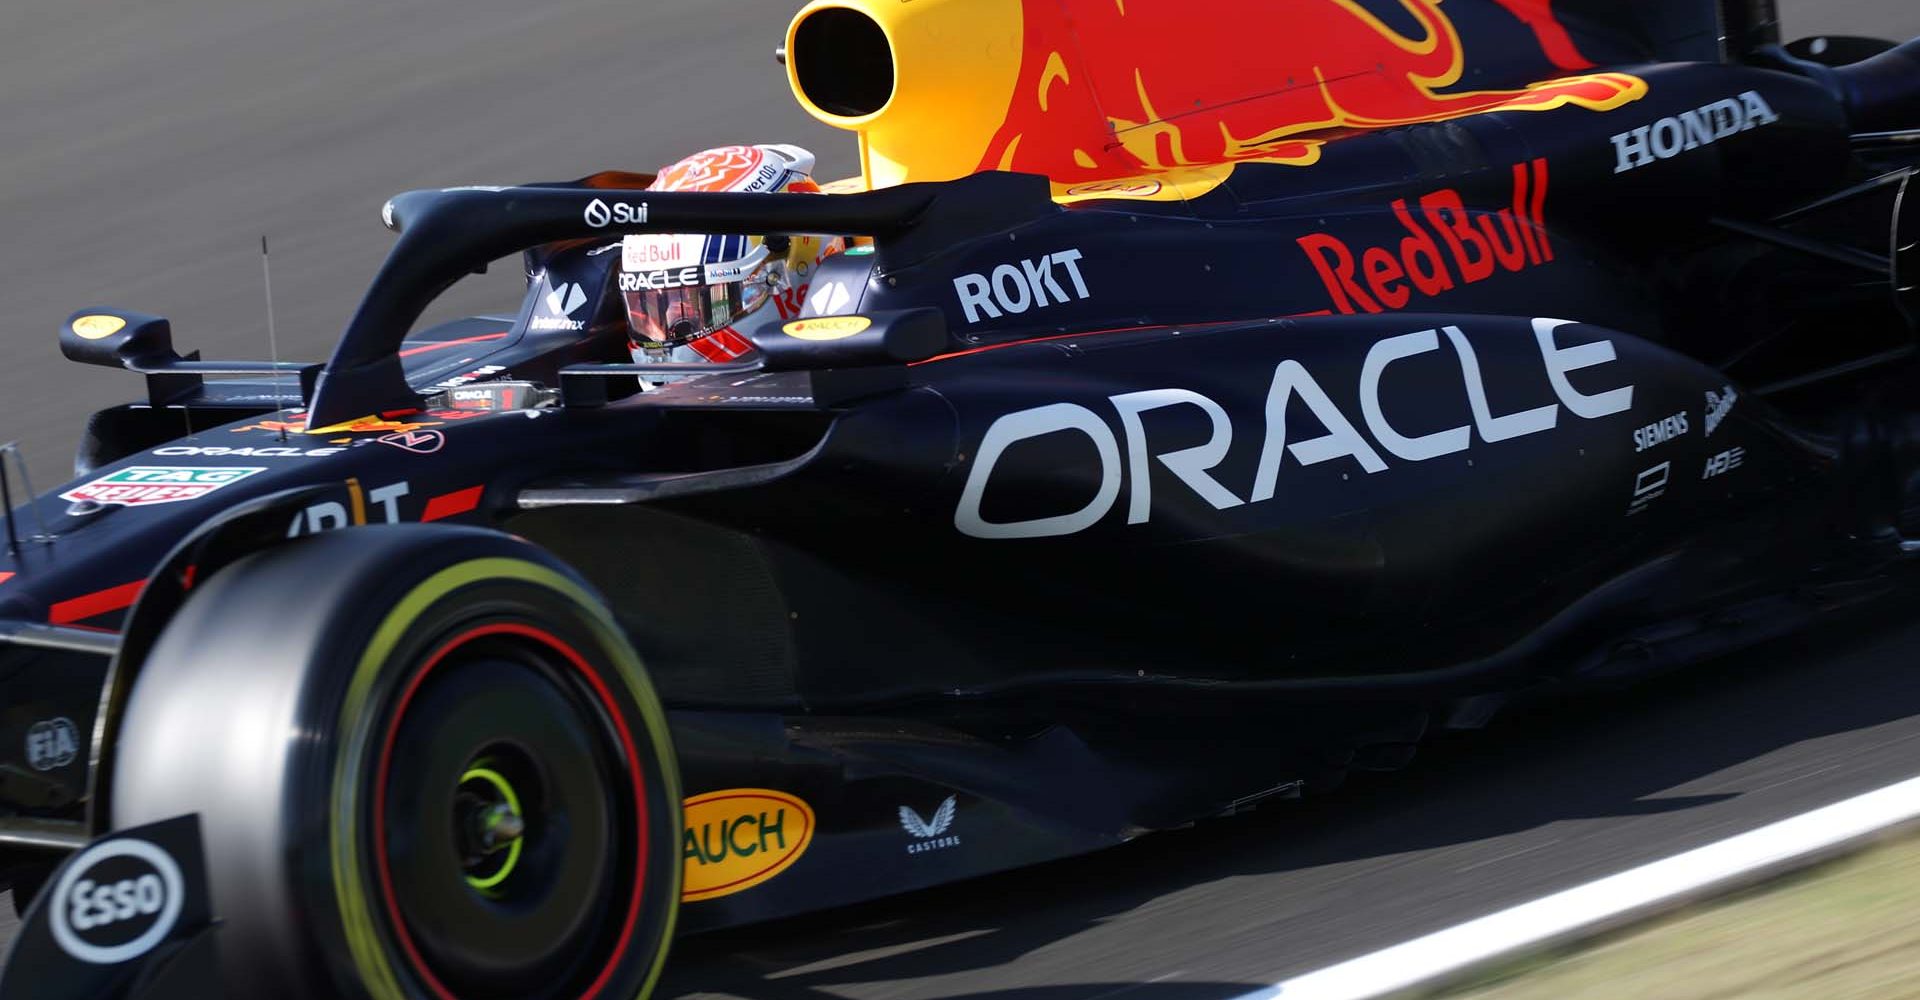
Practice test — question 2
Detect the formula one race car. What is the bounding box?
[2,0,1918,996]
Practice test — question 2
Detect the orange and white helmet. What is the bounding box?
[620,144,842,364]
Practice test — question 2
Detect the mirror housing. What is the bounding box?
[750,308,948,370]
[61,309,184,369]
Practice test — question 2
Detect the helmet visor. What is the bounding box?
[622,278,746,347]
[620,235,769,349]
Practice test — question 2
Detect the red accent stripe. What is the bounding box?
[0,572,13,586]
[913,325,1161,365]
[397,332,509,359]
[50,580,144,625]
[373,622,650,1000]
[420,486,484,522]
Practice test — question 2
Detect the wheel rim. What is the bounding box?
[456,764,525,891]
[371,622,652,1000]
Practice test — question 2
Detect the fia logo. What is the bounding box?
[27,717,79,771]
[900,795,961,855]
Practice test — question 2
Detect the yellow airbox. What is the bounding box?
[785,0,1022,189]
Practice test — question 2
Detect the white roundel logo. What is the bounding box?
[583,198,612,228]
[50,838,184,965]
[26,717,79,771]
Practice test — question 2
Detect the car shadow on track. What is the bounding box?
[659,597,1920,1000]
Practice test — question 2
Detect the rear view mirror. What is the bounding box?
[751,308,948,370]
[61,309,184,368]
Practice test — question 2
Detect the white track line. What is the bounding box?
[1234,771,1920,1000]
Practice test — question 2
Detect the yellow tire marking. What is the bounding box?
[329,557,680,1000]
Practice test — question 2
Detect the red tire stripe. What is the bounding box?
[372,622,650,1000]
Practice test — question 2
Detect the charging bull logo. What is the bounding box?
[978,0,1647,181]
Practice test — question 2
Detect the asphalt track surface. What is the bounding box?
[3,0,1920,996]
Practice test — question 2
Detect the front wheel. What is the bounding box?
[110,525,681,1000]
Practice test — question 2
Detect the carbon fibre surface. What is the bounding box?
[2,1,1918,997]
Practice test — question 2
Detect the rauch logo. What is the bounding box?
[1297,158,1553,316]
[680,789,815,902]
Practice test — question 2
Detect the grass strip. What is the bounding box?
[1436,832,1920,1000]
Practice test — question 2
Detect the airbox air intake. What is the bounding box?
[791,8,894,119]
[783,0,1025,187]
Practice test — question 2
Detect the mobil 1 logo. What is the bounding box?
[0,815,213,994]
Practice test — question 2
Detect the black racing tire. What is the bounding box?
[109,525,681,1000]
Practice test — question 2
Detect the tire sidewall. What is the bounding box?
[111,528,680,1000]
[327,554,681,1000]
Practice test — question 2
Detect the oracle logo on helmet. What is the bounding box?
[620,267,702,292]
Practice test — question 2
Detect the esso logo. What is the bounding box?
[49,838,184,965]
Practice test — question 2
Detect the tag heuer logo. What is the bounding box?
[60,466,265,508]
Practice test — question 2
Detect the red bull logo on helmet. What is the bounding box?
[977,0,1648,183]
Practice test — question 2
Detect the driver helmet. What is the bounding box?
[620,143,842,365]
